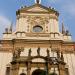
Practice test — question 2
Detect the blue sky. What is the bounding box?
[0,0,75,40]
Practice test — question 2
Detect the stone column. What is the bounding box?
[58,64,65,75]
[27,62,31,75]
[15,63,19,75]
[46,61,51,75]
[10,63,19,75]
[48,63,50,75]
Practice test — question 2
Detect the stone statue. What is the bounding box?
[13,48,21,59]
[13,51,16,59]
[47,49,50,57]
[17,49,21,57]
[37,47,40,56]
[57,51,60,59]
[61,52,64,61]
[28,48,32,56]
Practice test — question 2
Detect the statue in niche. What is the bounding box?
[37,47,40,56]
[57,50,60,59]
[13,48,22,59]
[28,48,32,57]
[13,50,18,60]
[61,51,64,61]
[17,48,21,57]
[47,49,50,57]
[13,51,17,59]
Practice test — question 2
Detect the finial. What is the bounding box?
[9,22,13,33]
[35,0,41,4]
[66,30,71,36]
[5,28,8,33]
[62,22,66,35]
[5,22,13,33]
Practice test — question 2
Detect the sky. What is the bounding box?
[0,0,75,40]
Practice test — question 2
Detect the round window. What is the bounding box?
[33,25,43,32]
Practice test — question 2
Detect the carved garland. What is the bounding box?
[27,16,49,25]
[26,16,49,33]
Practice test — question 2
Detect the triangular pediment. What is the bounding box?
[27,6,49,12]
[20,4,51,13]
[18,4,59,15]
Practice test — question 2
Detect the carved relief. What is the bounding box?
[26,15,50,33]
[27,16,49,25]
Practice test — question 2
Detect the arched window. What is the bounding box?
[20,73,26,75]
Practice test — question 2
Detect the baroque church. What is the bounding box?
[0,0,75,75]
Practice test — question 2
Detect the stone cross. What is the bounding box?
[35,0,41,4]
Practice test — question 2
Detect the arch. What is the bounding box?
[20,73,26,75]
[32,69,46,75]
[49,73,57,75]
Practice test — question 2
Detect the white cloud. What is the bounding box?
[0,15,11,38]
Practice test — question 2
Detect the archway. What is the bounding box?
[32,69,46,75]
[20,73,26,75]
[49,73,57,75]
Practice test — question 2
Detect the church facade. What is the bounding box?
[0,0,75,75]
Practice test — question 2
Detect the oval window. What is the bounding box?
[33,25,43,32]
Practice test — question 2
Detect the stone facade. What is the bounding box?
[0,1,75,75]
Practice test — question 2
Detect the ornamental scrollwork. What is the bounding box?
[27,16,49,25]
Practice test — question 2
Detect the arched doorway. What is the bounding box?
[20,73,26,75]
[32,69,46,75]
[49,73,57,75]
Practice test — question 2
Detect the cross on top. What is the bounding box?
[35,0,41,4]
[36,0,39,4]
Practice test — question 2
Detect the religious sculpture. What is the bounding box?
[57,50,60,59]
[28,48,32,57]
[37,47,40,56]
[47,49,50,57]
[13,48,22,59]
[61,51,64,61]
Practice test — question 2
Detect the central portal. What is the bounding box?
[32,69,46,75]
